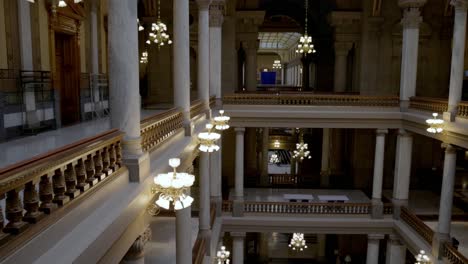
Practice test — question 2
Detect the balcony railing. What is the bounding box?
[409,97,448,113]
[223,201,373,214]
[269,174,298,186]
[400,207,434,244]
[0,129,124,258]
[140,109,184,152]
[457,101,468,119]
[223,93,400,107]
[443,242,468,264]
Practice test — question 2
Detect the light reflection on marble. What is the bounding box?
[145,216,199,264]
[0,109,167,170]
[230,188,370,203]
[425,221,468,258]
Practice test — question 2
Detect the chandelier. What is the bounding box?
[288,233,308,251]
[274,140,280,148]
[215,245,230,264]
[151,158,195,210]
[213,110,230,130]
[295,0,316,55]
[146,0,172,47]
[198,124,221,152]
[415,250,430,264]
[293,130,311,161]
[140,51,148,64]
[426,113,444,134]
[58,0,67,7]
[272,60,282,69]
[270,152,280,164]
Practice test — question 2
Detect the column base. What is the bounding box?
[432,232,450,260]
[443,111,456,122]
[233,199,244,217]
[400,100,410,112]
[371,199,384,219]
[123,152,150,182]
[392,199,408,220]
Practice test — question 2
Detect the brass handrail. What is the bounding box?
[140,108,184,152]
[409,96,448,113]
[400,207,434,244]
[443,242,468,264]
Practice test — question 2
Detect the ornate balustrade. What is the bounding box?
[0,129,124,254]
[190,99,205,119]
[443,242,468,264]
[269,174,298,186]
[457,101,468,119]
[222,201,371,214]
[400,207,434,244]
[140,109,184,152]
[409,97,448,113]
[223,93,400,107]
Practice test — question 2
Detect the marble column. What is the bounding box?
[173,0,191,127]
[372,129,388,218]
[89,0,101,109]
[333,42,352,93]
[209,1,224,102]
[320,128,331,187]
[385,235,406,264]
[122,227,152,264]
[210,140,222,214]
[176,204,192,264]
[446,0,468,120]
[234,127,245,216]
[366,234,384,264]
[197,0,212,110]
[18,0,38,128]
[232,232,246,264]
[433,143,457,258]
[244,40,259,92]
[392,129,413,218]
[260,127,269,186]
[199,152,211,234]
[108,0,148,182]
[398,0,426,109]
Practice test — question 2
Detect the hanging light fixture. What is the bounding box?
[288,233,308,251]
[215,245,231,264]
[140,51,148,64]
[74,0,82,3]
[138,19,144,31]
[151,158,195,210]
[272,32,282,69]
[213,110,230,130]
[415,250,430,264]
[58,0,67,7]
[426,113,444,134]
[269,152,280,164]
[295,0,316,55]
[293,130,311,161]
[198,124,221,152]
[146,0,172,47]
[274,140,280,148]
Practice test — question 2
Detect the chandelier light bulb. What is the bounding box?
[58,0,67,7]
[74,0,82,3]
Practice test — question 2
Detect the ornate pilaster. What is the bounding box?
[123,227,152,262]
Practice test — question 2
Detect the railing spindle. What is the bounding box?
[4,189,28,234]
[23,181,44,223]
[52,168,70,206]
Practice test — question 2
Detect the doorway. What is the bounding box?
[55,33,80,125]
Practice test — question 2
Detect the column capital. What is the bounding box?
[400,6,423,28]
[123,227,152,260]
[398,0,427,8]
[387,234,403,245]
[334,42,353,56]
[235,127,246,133]
[376,129,388,135]
[196,0,212,10]
[451,0,468,10]
[231,231,246,238]
[368,233,385,241]
[442,143,457,154]
[397,128,412,137]
[209,1,225,27]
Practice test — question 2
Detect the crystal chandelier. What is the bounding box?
[216,245,230,264]
[288,233,308,251]
[415,250,430,264]
[146,0,172,47]
[151,158,195,210]
[198,124,221,152]
[213,110,230,130]
[295,0,316,55]
[140,51,148,64]
[426,113,444,134]
[270,152,280,164]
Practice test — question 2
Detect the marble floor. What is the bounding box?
[230,188,370,203]
[425,221,468,257]
[145,216,199,264]
[0,109,164,169]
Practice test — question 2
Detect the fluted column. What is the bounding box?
[234,127,245,216]
[333,42,352,92]
[398,0,426,109]
[197,0,212,110]
[108,0,148,182]
[176,200,192,264]
[232,232,246,264]
[392,129,413,217]
[199,152,211,233]
[260,127,269,186]
[372,129,388,218]
[446,0,468,119]
[320,128,330,187]
[209,1,224,102]
[122,227,152,264]
[366,234,384,264]
[174,0,191,127]
[385,235,406,264]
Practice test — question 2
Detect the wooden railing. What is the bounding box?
[140,109,184,152]
[192,233,207,264]
[269,174,298,185]
[457,101,468,118]
[400,207,434,244]
[443,242,468,264]
[0,129,124,252]
[223,93,400,107]
[409,97,448,113]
